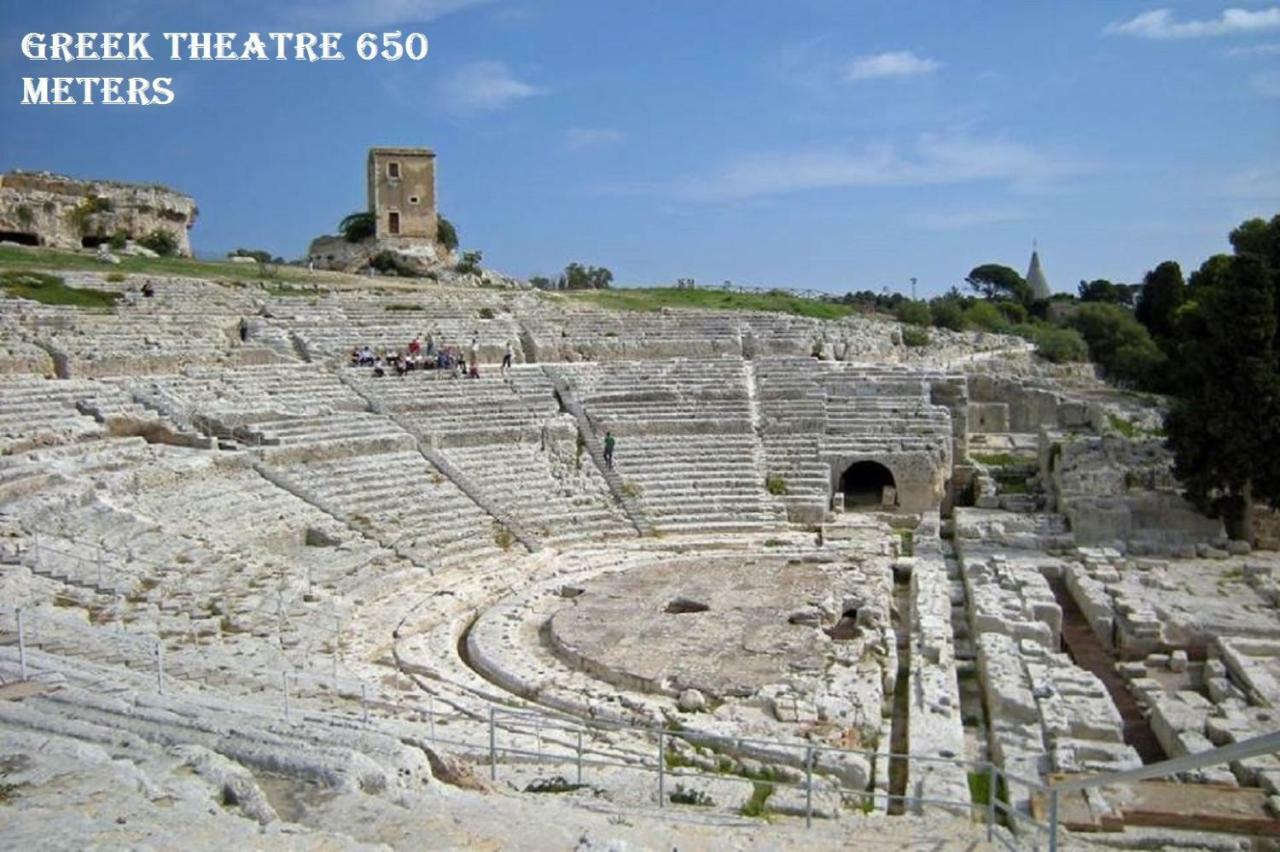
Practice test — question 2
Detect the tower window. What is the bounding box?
[388,211,401,235]
[387,162,400,179]
[408,196,420,205]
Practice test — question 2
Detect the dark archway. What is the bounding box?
[81,235,109,249]
[0,231,39,246]
[840,461,896,509]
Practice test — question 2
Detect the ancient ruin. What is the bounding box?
[308,147,450,274]
[1,259,1278,848]
[0,171,197,256]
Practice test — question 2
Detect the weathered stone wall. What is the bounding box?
[0,171,197,255]
[367,147,437,242]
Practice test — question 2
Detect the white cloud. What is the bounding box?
[843,50,941,81]
[1104,7,1280,39]
[565,127,626,150]
[1228,41,1280,56]
[1251,69,1280,97]
[437,61,544,112]
[675,134,1090,202]
[298,0,490,26]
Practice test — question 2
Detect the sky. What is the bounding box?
[2,1,1279,298]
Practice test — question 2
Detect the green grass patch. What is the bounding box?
[740,780,774,819]
[386,303,425,311]
[765,474,788,496]
[899,529,915,557]
[563,286,858,321]
[1108,414,1138,438]
[1,270,121,309]
[971,452,1020,467]
[967,771,992,806]
[0,245,322,286]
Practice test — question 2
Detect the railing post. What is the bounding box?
[576,729,584,786]
[804,745,814,829]
[16,607,27,681]
[987,762,997,842]
[283,671,291,722]
[489,707,497,782]
[155,640,164,694]
[1049,787,1060,852]
[657,730,666,808]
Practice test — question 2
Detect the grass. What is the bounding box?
[899,529,915,557]
[765,474,788,496]
[741,780,774,819]
[562,286,859,321]
[970,452,1021,467]
[967,771,992,806]
[1,270,121,309]
[0,245,324,284]
[386,303,425,311]
[1108,414,1139,438]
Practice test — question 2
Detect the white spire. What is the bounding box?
[1026,244,1051,300]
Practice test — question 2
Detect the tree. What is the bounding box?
[1134,261,1186,343]
[1078,279,1139,307]
[339,211,375,242]
[965,264,1031,306]
[559,262,613,290]
[437,216,459,251]
[1165,214,1280,540]
[1067,302,1166,387]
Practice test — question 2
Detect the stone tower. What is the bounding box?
[1025,245,1051,300]
[366,147,437,243]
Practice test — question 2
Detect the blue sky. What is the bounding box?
[2,1,1279,297]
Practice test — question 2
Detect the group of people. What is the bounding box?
[351,335,517,380]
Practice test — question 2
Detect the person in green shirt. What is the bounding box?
[603,431,616,469]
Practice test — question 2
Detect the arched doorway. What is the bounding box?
[840,461,896,509]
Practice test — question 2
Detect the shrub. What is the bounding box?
[894,299,932,327]
[741,780,774,818]
[478,307,495,320]
[930,298,965,331]
[15,204,34,226]
[456,250,483,275]
[670,784,714,807]
[137,229,178,256]
[765,475,788,496]
[369,250,417,277]
[437,216,459,251]
[1025,324,1088,363]
[995,301,1028,325]
[106,272,126,283]
[339,211,375,242]
[900,326,930,347]
[963,301,1008,332]
[493,525,515,551]
[228,248,273,264]
[1067,302,1165,386]
[108,231,128,250]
